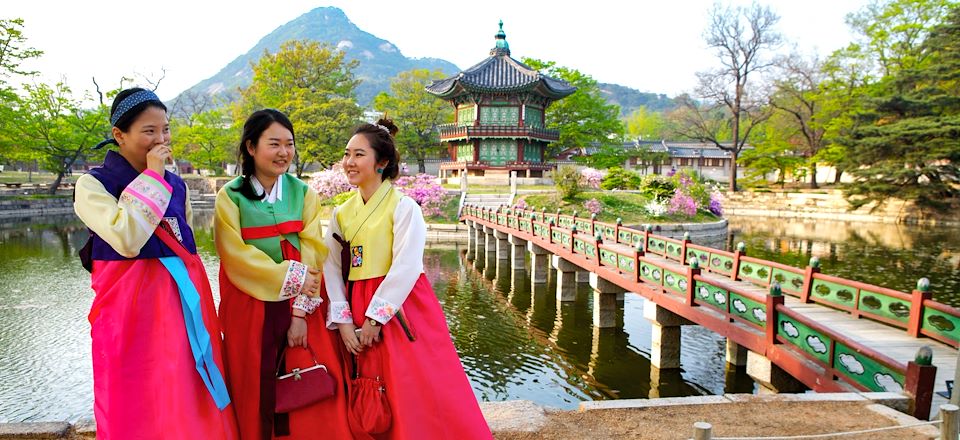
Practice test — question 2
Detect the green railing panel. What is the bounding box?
[497,214,506,225]
[833,343,905,393]
[857,289,911,323]
[618,254,635,273]
[600,249,618,267]
[585,244,597,258]
[708,253,734,275]
[640,261,663,285]
[778,315,831,364]
[632,233,644,247]
[772,268,805,296]
[648,238,666,255]
[574,237,587,254]
[695,281,728,311]
[561,233,571,247]
[663,268,686,294]
[601,225,616,240]
[665,242,682,259]
[730,292,766,328]
[618,229,632,245]
[922,308,960,344]
[687,248,708,267]
[559,217,574,229]
[551,230,561,244]
[575,220,593,235]
[519,219,530,232]
[507,217,516,228]
[739,261,772,285]
[811,278,858,308]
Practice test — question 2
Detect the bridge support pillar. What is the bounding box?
[493,230,510,261]
[483,226,496,256]
[643,300,693,369]
[576,271,590,283]
[746,351,806,394]
[472,223,484,261]
[590,273,625,328]
[465,221,475,260]
[528,242,551,284]
[552,255,579,302]
[508,235,527,268]
[725,339,748,367]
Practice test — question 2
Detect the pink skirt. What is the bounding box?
[89,257,238,440]
[349,274,492,439]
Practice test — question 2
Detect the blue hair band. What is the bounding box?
[110,90,161,126]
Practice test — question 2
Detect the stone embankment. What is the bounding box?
[724,189,960,226]
[0,197,73,218]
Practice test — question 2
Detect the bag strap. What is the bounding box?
[276,344,322,376]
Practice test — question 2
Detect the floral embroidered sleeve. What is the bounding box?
[293,293,323,314]
[74,171,172,258]
[323,208,353,329]
[364,197,425,325]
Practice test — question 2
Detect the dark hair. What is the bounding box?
[111,87,167,132]
[232,109,296,200]
[353,118,400,181]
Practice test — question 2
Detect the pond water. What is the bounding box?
[0,213,957,422]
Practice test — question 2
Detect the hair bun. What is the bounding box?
[377,118,399,136]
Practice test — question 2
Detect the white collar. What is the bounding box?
[251,175,283,204]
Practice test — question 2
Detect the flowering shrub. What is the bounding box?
[580,168,603,189]
[513,198,528,210]
[394,174,449,217]
[644,199,668,217]
[583,198,602,216]
[309,162,353,199]
[708,191,724,216]
[668,188,697,217]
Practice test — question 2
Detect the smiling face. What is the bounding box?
[342,133,388,188]
[114,106,170,167]
[247,122,295,179]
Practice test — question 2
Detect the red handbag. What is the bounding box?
[350,351,392,434]
[275,345,336,413]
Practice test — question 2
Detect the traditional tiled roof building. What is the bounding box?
[426,21,576,179]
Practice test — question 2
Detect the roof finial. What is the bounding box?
[491,20,510,56]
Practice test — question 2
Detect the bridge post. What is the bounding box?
[730,242,746,281]
[799,257,821,303]
[551,255,579,302]
[908,278,932,338]
[528,242,551,284]
[493,229,510,261]
[643,300,693,369]
[590,272,625,328]
[905,346,937,420]
[725,339,748,366]
[508,234,527,269]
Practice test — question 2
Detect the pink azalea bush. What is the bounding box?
[309,162,354,199]
[513,198,528,210]
[583,198,602,216]
[667,188,697,217]
[394,174,449,217]
[580,168,603,189]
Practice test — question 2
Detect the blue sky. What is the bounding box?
[7,0,866,101]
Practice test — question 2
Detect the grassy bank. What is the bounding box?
[518,191,720,225]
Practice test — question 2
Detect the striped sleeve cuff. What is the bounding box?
[366,297,399,325]
[280,261,307,300]
[292,293,323,314]
[118,170,172,234]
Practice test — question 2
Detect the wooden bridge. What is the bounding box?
[460,204,960,420]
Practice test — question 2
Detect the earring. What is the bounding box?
[376,168,383,174]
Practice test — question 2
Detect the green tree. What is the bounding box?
[11,82,109,193]
[0,18,43,165]
[624,106,671,141]
[738,120,806,187]
[842,5,960,210]
[172,108,233,175]
[520,58,624,157]
[238,40,361,177]
[373,69,453,173]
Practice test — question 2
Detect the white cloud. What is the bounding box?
[781,322,799,338]
[874,374,903,393]
[752,309,767,322]
[838,354,865,375]
[732,299,747,313]
[336,40,354,50]
[362,50,375,60]
[806,335,827,354]
[379,42,397,53]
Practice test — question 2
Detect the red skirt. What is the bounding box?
[89,257,239,440]
[219,271,352,440]
[349,274,492,439]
